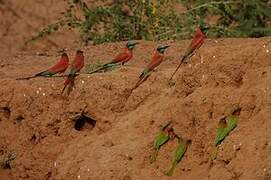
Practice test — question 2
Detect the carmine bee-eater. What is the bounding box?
[88,41,139,74]
[150,122,173,163]
[168,27,207,82]
[165,137,190,176]
[62,50,84,95]
[17,53,69,80]
[131,45,170,91]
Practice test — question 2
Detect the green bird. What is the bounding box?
[211,115,238,160]
[149,122,172,164]
[214,116,238,146]
[211,117,227,160]
[214,117,227,146]
[165,137,189,176]
[226,115,238,133]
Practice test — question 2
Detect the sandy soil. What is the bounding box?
[1,1,271,180]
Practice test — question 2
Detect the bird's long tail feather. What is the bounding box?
[131,74,150,93]
[16,70,47,80]
[149,150,158,164]
[16,75,37,80]
[164,162,177,176]
[62,75,75,95]
[88,63,116,74]
[88,66,107,74]
[34,71,45,77]
[168,56,187,82]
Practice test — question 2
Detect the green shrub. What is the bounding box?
[27,0,271,45]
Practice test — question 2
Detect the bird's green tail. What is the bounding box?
[210,146,219,161]
[149,150,158,164]
[87,63,117,74]
[16,71,55,80]
[168,55,189,82]
[164,161,177,176]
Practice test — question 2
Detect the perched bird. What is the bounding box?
[17,53,69,80]
[131,45,170,91]
[211,115,238,160]
[88,41,139,74]
[62,50,84,95]
[165,137,190,176]
[214,117,227,146]
[150,122,173,163]
[215,115,238,146]
[168,27,207,82]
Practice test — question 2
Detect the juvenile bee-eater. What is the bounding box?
[215,115,238,146]
[211,115,238,160]
[169,27,207,82]
[88,41,139,74]
[131,45,170,91]
[165,137,189,176]
[17,53,69,80]
[62,50,84,95]
[226,115,238,132]
[150,122,173,163]
[214,117,227,146]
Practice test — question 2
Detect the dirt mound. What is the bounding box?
[0,38,271,180]
[0,0,79,54]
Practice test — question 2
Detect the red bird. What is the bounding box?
[62,50,84,94]
[89,41,139,74]
[17,53,69,80]
[131,45,170,91]
[169,27,207,81]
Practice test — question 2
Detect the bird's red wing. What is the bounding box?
[72,55,84,73]
[184,28,205,58]
[48,59,69,74]
[77,57,84,72]
[111,52,130,63]
[190,28,206,50]
[146,54,163,71]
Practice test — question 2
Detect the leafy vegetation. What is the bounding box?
[27,0,271,45]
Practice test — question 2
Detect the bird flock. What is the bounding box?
[17,27,206,95]
[15,26,239,176]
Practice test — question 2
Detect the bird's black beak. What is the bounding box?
[133,42,140,45]
[200,25,209,34]
[164,45,170,49]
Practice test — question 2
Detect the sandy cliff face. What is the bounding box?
[0,38,271,180]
